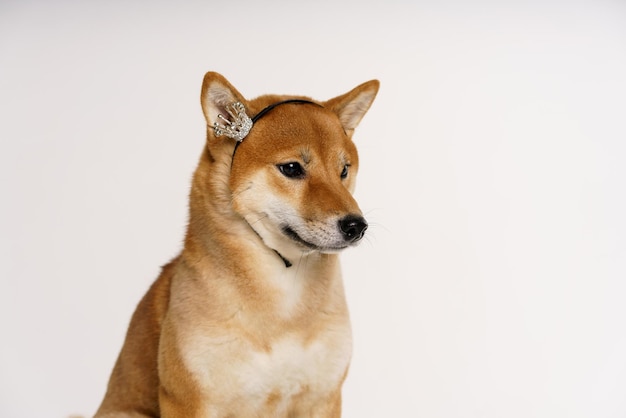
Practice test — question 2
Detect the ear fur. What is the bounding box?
[200,72,249,136]
[325,79,380,137]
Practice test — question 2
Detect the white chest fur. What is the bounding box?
[238,334,351,401]
[183,328,352,415]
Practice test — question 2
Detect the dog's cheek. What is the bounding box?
[229,170,263,218]
[229,170,286,219]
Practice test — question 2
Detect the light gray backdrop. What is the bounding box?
[1,1,625,417]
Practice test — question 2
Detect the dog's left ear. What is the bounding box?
[200,72,249,139]
[324,80,380,138]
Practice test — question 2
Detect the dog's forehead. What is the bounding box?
[249,104,351,152]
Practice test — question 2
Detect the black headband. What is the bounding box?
[251,99,322,122]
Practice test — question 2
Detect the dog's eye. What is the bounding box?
[340,164,350,179]
[277,162,306,179]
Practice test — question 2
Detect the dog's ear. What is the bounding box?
[200,72,249,139]
[325,80,379,138]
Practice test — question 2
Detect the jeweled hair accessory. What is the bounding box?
[213,102,253,142]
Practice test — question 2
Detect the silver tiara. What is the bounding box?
[212,102,253,142]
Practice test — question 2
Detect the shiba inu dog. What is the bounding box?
[94,71,379,417]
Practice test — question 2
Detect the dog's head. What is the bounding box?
[200,72,378,262]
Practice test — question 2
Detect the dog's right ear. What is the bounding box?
[325,79,380,139]
[200,72,249,141]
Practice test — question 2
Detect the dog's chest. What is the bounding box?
[185,327,351,413]
[236,335,349,398]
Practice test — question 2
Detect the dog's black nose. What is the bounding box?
[338,215,368,242]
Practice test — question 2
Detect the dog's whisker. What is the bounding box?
[247,213,269,226]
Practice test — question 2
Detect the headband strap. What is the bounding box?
[213,99,323,144]
[252,99,322,123]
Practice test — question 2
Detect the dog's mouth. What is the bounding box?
[281,226,349,252]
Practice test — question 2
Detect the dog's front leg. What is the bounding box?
[157,323,208,418]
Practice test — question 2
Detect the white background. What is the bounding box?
[1,1,625,417]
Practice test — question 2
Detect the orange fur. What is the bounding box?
[94,72,379,417]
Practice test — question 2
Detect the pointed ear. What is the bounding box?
[200,72,249,134]
[324,79,379,137]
